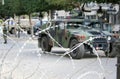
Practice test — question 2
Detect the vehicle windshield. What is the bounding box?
[89,22,112,32]
[54,19,112,31]
[66,22,81,29]
[66,22,92,30]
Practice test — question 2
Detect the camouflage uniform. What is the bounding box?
[0,19,3,33]
[3,25,7,44]
[0,19,3,25]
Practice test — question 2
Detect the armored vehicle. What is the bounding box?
[86,20,117,57]
[38,19,109,59]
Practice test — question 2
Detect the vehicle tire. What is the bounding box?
[69,39,85,59]
[10,28,15,34]
[27,30,31,34]
[40,36,52,52]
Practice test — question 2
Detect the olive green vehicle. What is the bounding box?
[38,19,109,59]
[85,19,117,57]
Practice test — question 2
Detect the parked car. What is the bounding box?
[33,21,42,35]
[38,19,109,59]
[33,20,48,35]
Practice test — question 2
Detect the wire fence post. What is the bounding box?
[117,55,120,79]
[113,39,120,79]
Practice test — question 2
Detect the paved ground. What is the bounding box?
[0,32,117,79]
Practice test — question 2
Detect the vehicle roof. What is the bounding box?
[51,19,99,22]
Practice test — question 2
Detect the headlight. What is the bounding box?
[89,36,94,41]
[107,36,111,41]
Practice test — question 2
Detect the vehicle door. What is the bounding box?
[56,21,67,46]
[48,21,56,39]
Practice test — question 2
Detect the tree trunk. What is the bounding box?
[28,14,33,37]
[39,12,43,26]
[17,16,21,38]
[48,10,51,20]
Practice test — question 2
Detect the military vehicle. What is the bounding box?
[86,20,117,57]
[38,19,109,59]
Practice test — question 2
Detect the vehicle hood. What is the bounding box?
[87,30,103,36]
[68,29,96,37]
[102,31,113,36]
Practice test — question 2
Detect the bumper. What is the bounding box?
[92,37,108,51]
[93,43,108,51]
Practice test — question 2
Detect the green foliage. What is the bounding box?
[0,0,15,18]
[0,0,119,18]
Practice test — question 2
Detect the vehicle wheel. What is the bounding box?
[27,30,31,34]
[40,36,52,52]
[10,28,15,34]
[69,39,85,59]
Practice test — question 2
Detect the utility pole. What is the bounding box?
[117,54,120,79]
[115,39,120,79]
[112,38,120,79]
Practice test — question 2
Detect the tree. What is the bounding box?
[0,0,15,18]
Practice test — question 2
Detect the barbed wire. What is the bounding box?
[0,19,115,79]
[28,21,107,79]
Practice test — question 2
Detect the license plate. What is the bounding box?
[96,47,103,50]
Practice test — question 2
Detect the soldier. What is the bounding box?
[3,24,8,44]
[0,19,3,34]
[0,19,3,25]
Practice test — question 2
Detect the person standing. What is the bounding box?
[3,24,7,44]
[0,19,3,34]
